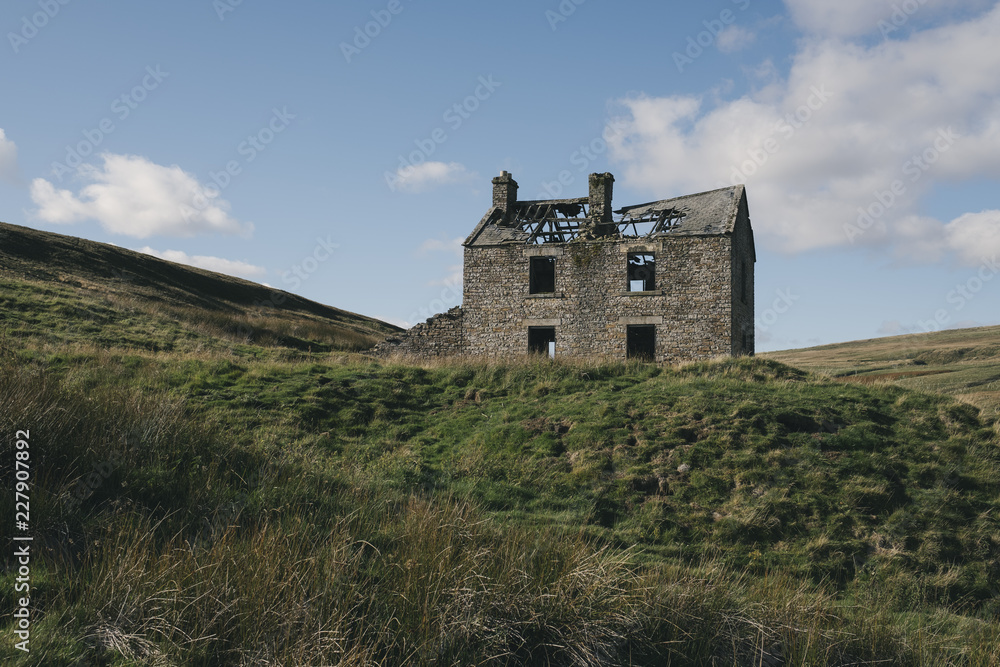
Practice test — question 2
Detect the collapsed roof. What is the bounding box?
[464,172,747,247]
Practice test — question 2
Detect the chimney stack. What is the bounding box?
[492,171,518,223]
[586,172,615,236]
[588,172,615,223]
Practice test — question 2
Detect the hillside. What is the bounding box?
[0,220,401,355]
[1,227,999,664]
[764,325,1000,420]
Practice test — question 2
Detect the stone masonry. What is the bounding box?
[374,172,755,363]
[372,306,464,358]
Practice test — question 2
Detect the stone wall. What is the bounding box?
[462,235,739,364]
[729,200,755,356]
[371,306,465,358]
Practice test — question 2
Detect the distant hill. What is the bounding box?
[0,220,401,354]
[764,325,1000,419]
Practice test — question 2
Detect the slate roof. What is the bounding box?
[465,184,746,247]
[615,185,744,237]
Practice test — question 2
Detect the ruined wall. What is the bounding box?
[371,306,465,358]
[462,236,734,364]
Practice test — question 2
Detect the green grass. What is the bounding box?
[765,325,1000,419]
[0,220,400,358]
[2,224,1000,664]
[3,347,1000,665]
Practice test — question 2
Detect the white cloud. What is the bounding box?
[135,246,267,280]
[944,210,1000,264]
[419,236,464,288]
[393,161,474,193]
[0,128,19,183]
[717,25,756,53]
[607,4,1000,265]
[783,0,898,37]
[782,0,992,38]
[30,153,252,238]
[418,237,464,254]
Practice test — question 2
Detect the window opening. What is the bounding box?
[627,253,656,292]
[528,327,556,358]
[740,261,748,304]
[529,256,556,294]
[626,325,655,361]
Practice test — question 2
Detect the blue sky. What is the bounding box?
[2,0,999,352]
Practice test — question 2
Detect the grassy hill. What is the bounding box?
[0,220,401,355]
[764,326,1000,420]
[1,225,999,665]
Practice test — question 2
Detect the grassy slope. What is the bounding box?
[764,325,1000,420]
[1,226,999,664]
[0,220,401,354]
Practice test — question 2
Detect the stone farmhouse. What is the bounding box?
[375,171,755,363]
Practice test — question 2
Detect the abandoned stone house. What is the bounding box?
[375,171,755,364]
